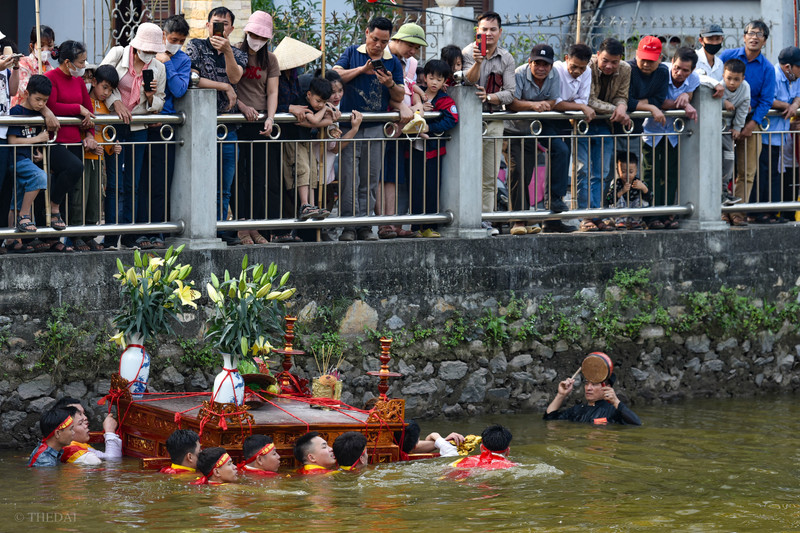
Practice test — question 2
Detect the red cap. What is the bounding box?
[637,35,662,61]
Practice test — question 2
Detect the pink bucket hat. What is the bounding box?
[130,22,166,53]
[244,11,274,39]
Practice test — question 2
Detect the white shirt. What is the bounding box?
[644,63,700,147]
[694,47,724,87]
[434,437,460,458]
[553,60,591,105]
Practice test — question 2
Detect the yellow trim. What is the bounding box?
[169,463,196,473]
[356,44,393,60]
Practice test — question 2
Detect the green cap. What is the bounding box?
[391,23,428,47]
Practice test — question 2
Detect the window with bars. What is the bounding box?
[112,0,176,47]
[400,0,492,25]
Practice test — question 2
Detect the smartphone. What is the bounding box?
[476,34,487,57]
[142,69,154,91]
[370,58,387,73]
[2,46,11,57]
[212,22,225,37]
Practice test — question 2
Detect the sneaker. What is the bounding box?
[543,220,577,233]
[481,221,500,236]
[420,228,441,238]
[357,228,378,241]
[550,198,569,213]
[722,192,742,206]
[339,229,356,242]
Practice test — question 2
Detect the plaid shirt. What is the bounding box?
[185,38,247,114]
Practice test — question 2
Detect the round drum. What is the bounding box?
[581,352,614,383]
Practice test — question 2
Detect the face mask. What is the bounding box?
[85,81,92,92]
[138,50,156,63]
[703,42,722,55]
[39,50,51,63]
[69,64,85,78]
[165,43,182,55]
[248,36,267,52]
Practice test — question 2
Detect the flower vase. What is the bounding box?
[212,353,245,405]
[118,333,150,400]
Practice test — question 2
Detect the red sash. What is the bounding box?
[296,464,336,476]
[159,463,196,474]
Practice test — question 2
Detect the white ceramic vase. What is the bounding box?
[118,333,150,400]
[211,353,245,405]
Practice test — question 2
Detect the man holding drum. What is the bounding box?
[544,352,642,425]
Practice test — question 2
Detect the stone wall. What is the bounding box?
[2,227,800,448]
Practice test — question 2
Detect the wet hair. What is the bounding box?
[53,40,87,64]
[208,6,235,24]
[242,434,273,461]
[40,408,71,438]
[481,424,512,452]
[308,77,333,100]
[478,11,502,28]
[293,431,321,464]
[394,420,421,454]
[332,431,367,467]
[598,38,624,58]
[744,20,769,40]
[368,17,393,33]
[568,43,593,62]
[29,25,55,46]
[673,46,698,69]
[196,446,227,476]
[616,151,639,165]
[165,429,200,465]
[164,14,190,36]
[238,34,272,71]
[93,64,120,89]
[423,59,451,80]
[440,44,463,71]
[28,75,52,97]
[724,58,746,75]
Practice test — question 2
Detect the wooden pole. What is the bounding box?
[316,0,327,241]
[35,0,51,227]
[576,0,582,43]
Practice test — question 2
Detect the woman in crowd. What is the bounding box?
[100,22,166,249]
[234,10,280,245]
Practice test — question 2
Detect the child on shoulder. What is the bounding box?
[604,151,651,230]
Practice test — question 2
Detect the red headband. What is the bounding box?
[193,453,232,485]
[44,415,73,442]
[237,443,275,469]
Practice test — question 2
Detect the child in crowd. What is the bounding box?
[603,152,651,230]
[406,60,459,238]
[5,75,51,253]
[193,447,238,485]
[238,434,281,476]
[160,429,201,474]
[721,58,749,206]
[450,425,517,470]
[332,431,368,471]
[69,64,120,251]
[13,25,55,107]
[54,397,121,465]
[293,431,337,475]
[284,76,337,221]
[28,408,74,467]
[439,44,463,87]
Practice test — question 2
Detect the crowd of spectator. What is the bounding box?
[0,10,797,252]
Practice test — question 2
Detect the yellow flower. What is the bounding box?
[207,283,222,304]
[173,280,200,308]
[109,332,127,349]
[148,256,165,270]
[125,267,138,285]
[250,336,274,355]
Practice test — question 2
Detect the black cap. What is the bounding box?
[779,46,800,67]
[530,44,554,64]
[700,24,724,37]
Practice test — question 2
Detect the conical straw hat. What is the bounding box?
[273,37,322,71]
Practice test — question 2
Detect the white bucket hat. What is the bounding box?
[130,22,166,53]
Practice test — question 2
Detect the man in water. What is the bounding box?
[544,373,642,425]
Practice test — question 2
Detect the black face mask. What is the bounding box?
[704,42,723,55]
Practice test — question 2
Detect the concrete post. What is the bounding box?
[679,85,728,230]
[426,7,476,60]
[170,87,226,249]
[761,0,795,63]
[440,84,486,238]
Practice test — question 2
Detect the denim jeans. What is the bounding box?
[576,122,614,210]
[106,126,147,225]
[217,129,238,221]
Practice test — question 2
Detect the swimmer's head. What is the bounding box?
[166,429,201,468]
[294,431,336,468]
[333,431,368,468]
[242,434,281,472]
[197,446,238,483]
[394,420,421,454]
[481,425,512,454]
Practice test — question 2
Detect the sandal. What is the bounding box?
[394,226,416,238]
[237,231,255,245]
[664,217,679,230]
[378,225,397,239]
[73,238,91,252]
[579,219,599,232]
[135,236,155,249]
[629,221,644,230]
[298,204,320,221]
[29,238,50,252]
[648,219,665,230]
[86,239,104,252]
[250,231,268,244]
[6,240,34,254]
[615,220,628,230]
[271,232,297,243]
[313,207,331,220]
[50,212,66,231]
[16,214,37,232]
[48,240,74,253]
[150,237,166,249]
[595,219,616,231]
[729,214,748,227]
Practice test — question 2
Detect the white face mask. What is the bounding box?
[165,43,182,55]
[69,65,85,78]
[248,36,267,52]
[85,81,92,92]
[38,50,51,63]
[138,50,156,63]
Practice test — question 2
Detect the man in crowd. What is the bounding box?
[186,7,247,239]
[641,47,699,229]
[719,20,776,227]
[505,44,572,235]
[333,17,405,242]
[462,11,516,235]
[576,38,631,231]
[695,24,725,94]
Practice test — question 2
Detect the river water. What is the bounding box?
[1,396,799,532]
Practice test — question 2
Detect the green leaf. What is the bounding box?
[242,254,248,271]
[211,273,219,289]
